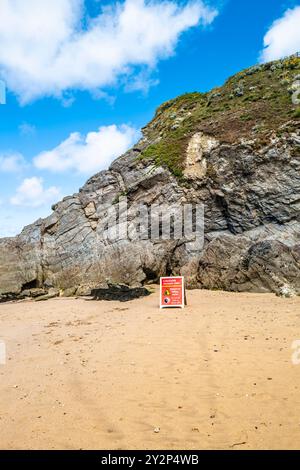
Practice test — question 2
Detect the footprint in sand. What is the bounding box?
[45,322,60,328]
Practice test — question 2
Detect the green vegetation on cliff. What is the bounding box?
[140,54,300,178]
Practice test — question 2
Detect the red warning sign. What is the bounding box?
[160,276,185,309]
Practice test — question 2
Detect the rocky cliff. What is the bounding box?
[1,55,300,300]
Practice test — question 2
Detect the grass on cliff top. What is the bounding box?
[140,54,300,178]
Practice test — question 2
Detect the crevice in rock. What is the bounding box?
[143,267,159,283]
[215,194,237,233]
[21,279,38,291]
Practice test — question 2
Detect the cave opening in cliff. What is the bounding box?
[21,279,38,291]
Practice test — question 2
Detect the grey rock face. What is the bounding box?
[0,123,299,299]
[198,222,300,293]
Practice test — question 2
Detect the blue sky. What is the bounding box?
[0,0,300,237]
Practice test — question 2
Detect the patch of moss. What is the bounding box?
[142,139,187,178]
[294,108,300,118]
[240,114,253,122]
[112,191,128,205]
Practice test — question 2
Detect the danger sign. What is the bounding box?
[160,276,185,309]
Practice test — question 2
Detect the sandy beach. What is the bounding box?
[0,288,300,450]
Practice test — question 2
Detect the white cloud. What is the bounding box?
[0,153,27,172]
[34,124,139,174]
[19,122,36,136]
[0,0,218,103]
[261,6,300,62]
[10,177,60,207]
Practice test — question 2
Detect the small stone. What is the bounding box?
[277,284,296,298]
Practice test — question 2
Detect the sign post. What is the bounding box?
[160,276,186,309]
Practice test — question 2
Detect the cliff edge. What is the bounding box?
[1,55,300,300]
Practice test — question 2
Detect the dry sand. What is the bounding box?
[0,287,300,450]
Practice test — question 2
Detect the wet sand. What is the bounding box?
[0,288,300,450]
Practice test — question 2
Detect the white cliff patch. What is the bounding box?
[184,132,218,180]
